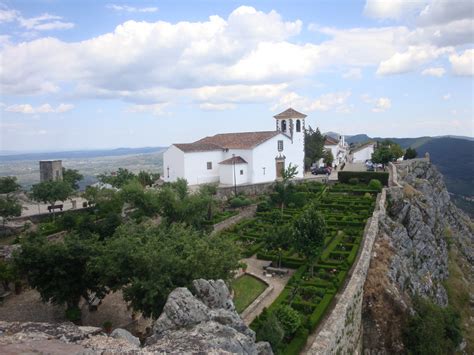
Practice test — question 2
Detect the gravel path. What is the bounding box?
[239,255,294,325]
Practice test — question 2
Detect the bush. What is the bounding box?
[229,197,252,208]
[274,305,302,338]
[348,178,359,185]
[256,313,284,351]
[338,171,389,185]
[257,201,271,212]
[368,179,383,191]
[281,327,309,355]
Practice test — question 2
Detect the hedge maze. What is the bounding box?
[221,181,378,354]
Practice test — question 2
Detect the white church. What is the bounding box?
[163,108,306,186]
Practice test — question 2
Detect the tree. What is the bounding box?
[62,168,83,191]
[274,305,302,338]
[304,127,325,171]
[0,196,22,228]
[323,149,334,167]
[404,297,462,354]
[31,180,73,219]
[273,164,299,212]
[14,232,107,322]
[137,171,154,187]
[94,222,240,318]
[256,312,284,350]
[372,140,404,165]
[97,168,136,188]
[292,206,326,276]
[404,147,418,160]
[0,176,21,194]
[265,213,292,268]
[0,260,17,291]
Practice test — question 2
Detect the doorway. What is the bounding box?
[276,160,285,178]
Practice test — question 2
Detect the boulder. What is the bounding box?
[110,328,140,347]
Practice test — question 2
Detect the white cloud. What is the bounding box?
[199,103,236,111]
[449,49,474,76]
[418,0,474,26]
[421,67,445,77]
[376,45,452,75]
[4,103,74,114]
[342,68,362,80]
[273,91,352,113]
[106,4,158,13]
[442,93,451,100]
[127,103,168,116]
[0,8,19,23]
[372,97,392,112]
[364,0,427,20]
[18,14,74,31]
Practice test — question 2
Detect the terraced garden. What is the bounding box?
[220,181,379,354]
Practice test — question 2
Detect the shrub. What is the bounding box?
[281,327,309,355]
[257,201,271,212]
[338,171,389,185]
[348,178,359,185]
[229,197,252,208]
[256,313,284,351]
[368,179,383,191]
[274,305,302,338]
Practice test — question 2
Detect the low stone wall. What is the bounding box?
[240,272,273,321]
[306,189,387,354]
[211,205,258,235]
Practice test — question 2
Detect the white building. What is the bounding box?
[350,142,376,162]
[322,135,348,168]
[163,108,306,186]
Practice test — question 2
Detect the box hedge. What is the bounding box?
[337,171,389,185]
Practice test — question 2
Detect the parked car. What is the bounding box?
[311,166,331,175]
[366,165,375,172]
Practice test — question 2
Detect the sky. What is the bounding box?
[0,0,473,152]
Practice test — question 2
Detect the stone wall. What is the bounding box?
[307,189,387,354]
[211,205,258,235]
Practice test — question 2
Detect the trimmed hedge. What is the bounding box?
[337,171,389,185]
[281,327,309,355]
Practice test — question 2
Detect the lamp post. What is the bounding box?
[232,154,237,196]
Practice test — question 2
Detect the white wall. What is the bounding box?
[219,163,249,185]
[353,145,375,162]
[163,145,185,182]
[183,150,223,185]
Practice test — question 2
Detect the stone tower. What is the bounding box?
[39,160,63,182]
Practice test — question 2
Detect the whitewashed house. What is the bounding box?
[163,108,306,186]
[350,142,376,162]
[322,135,348,168]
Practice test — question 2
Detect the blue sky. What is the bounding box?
[0,0,473,151]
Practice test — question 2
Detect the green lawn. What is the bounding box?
[232,274,267,313]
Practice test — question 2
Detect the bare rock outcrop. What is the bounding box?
[363,160,473,353]
[0,279,272,354]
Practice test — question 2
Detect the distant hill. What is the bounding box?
[0,147,167,162]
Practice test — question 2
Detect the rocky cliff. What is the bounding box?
[0,279,272,354]
[363,159,473,353]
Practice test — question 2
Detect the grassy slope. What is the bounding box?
[232,274,267,313]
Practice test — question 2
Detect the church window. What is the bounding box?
[207,162,212,170]
[240,170,244,175]
[278,140,284,151]
[296,120,301,132]
[281,120,287,131]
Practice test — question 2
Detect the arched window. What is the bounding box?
[281,120,287,132]
[296,120,301,132]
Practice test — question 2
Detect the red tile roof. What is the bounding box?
[324,136,339,145]
[174,131,280,152]
[273,107,307,119]
[219,156,248,165]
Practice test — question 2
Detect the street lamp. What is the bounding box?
[232,154,237,196]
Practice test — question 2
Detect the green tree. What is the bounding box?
[273,164,299,212]
[372,140,404,165]
[14,233,107,321]
[30,180,73,219]
[323,149,334,166]
[0,195,22,228]
[304,127,325,171]
[256,312,284,350]
[0,176,21,194]
[97,168,136,188]
[95,222,240,318]
[404,297,462,354]
[274,305,302,338]
[137,171,154,187]
[265,213,292,268]
[0,260,17,291]
[62,168,83,191]
[292,206,326,276]
[404,147,418,160]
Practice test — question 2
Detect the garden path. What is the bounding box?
[238,255,294,325]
